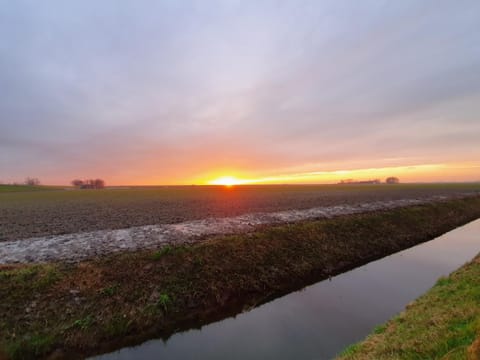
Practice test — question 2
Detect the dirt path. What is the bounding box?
[0,195,461,264]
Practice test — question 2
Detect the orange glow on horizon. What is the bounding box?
[69,161,479,186]
[209,176,244,187]
[196,162,480,187]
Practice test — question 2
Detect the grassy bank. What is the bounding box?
[1,196,480,359]
[337,253,480,360]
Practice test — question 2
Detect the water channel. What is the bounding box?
[95,219,480,360]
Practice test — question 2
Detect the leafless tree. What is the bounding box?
[94,179,105,189]
[25,177,40,186]
[386,177,400,184]
[71,179,84,187]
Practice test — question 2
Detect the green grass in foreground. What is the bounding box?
[337,256,480,360]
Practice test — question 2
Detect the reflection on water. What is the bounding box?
[95,219,480,360]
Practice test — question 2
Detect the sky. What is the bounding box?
[1,0,480,185]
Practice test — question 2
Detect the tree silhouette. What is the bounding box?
[71,179,84,187]
[386,177,399,184]
[25,177,40,186]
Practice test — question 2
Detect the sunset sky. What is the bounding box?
[1,1,480,185]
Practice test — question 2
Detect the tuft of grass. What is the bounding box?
[72,315,95,330]
[104,315,132,338]
[151,245,173,260]
[5,334,56,360]
[100,284,119,297]
[0,265,61,293]
[373,324,387,334]
[157,293,172,312]
[340,343,361,357]
[0,266,38,281]
[37,267,62,289]
[436,276,453,287]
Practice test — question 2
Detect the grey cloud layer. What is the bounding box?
[1,0,480,183]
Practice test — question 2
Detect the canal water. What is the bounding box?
[95,219,480,360]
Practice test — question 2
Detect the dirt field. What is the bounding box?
[1,196,446,264]
[1,183,480,242]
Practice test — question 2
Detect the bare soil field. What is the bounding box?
[1,183,479,242]
[0,196,446,264]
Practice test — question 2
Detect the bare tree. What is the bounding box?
[94,179,105,189]
[25,177,40,186]
[386,177,400,184]
[71,179,84,187]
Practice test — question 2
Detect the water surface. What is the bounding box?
[95,219,480,360]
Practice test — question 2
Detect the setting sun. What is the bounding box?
[209,176,242,187]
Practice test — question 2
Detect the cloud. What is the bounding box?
[1,0,479,184]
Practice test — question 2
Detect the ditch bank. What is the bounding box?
[1,196,480,359]
[337,252,480,360]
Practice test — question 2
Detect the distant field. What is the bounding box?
[0,184,65,193]
[0,183,479,241]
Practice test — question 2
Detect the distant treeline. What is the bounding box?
[71,179,106,189]
[339,177,399,185]
[0,177,41,186]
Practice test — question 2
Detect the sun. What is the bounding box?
[209,176,241,187]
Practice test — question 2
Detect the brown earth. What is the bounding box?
[468,337,480,360]
[1,183,479,241]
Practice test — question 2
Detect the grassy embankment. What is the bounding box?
[1,196,480,359]
[338,254,480,360]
